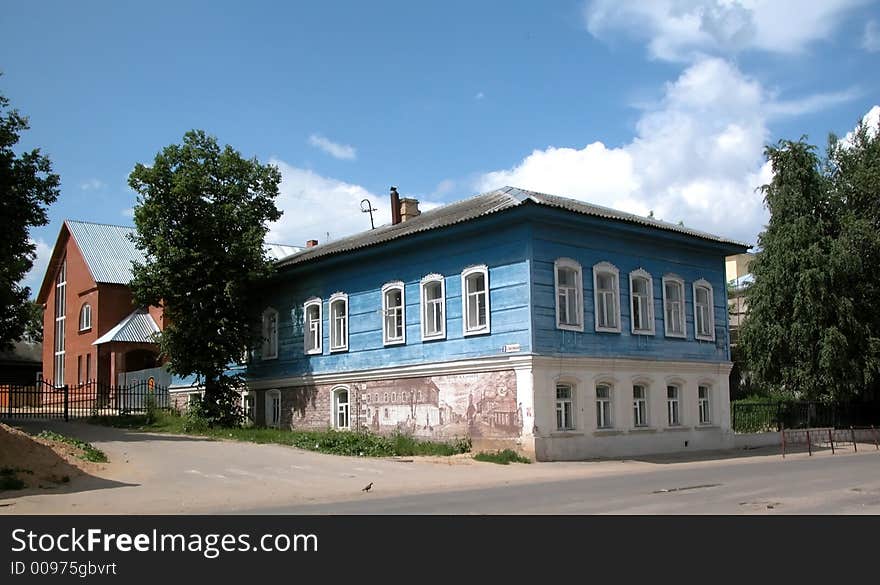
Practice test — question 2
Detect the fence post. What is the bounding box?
[871,425,878,450]
[781,425,786,459]
[806,429,812,456]
[851,426,857,452]
[828,428,834,455]
[63,384,69,422]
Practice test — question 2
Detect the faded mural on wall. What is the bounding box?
[354,370,520,439]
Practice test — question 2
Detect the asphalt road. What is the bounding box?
[246,449,880,514]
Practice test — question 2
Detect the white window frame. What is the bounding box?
[593,262,621,333]
[381,281,406,346]
[303,298,323,355]
[261,307,279,360]
[596,383,613,429]
[329,292,349,352]
[420,273,446,341]
[662,274,687,338]
[698,385,712,425]
[693,279,715,341]
[242,390,256,425]
[632,384,649,428]
[666,385,681,426]
[266,389,282,428]
[629,269,654,335]
[555,382,576,431]
[554,258,584,331]
[79,303,92,331]
[54,259,66,385]
[461,265,490,336]
[332,386,351,429]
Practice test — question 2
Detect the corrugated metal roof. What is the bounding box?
[277,186,751,268]
[66,221,144,285]
[93,309,160,345]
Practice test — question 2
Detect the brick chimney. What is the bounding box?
[390,186,401,225]
[400,198,421,222]
[306,239,318,247]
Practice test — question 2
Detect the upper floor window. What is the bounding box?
[629,269,654,335]
[420,274,446,341]
[304,298,322,355]
[556,382,575,431]
[555,258,583,331]
[261,308,279,360]
[662,275,686,338]
[596,384,613,429]
[329,293,349,352]
[693,279,715,341]
[382,282,405,345]
[698,385,712,425]
[593,262,620,332]
[632,384,648,427]
[79,303,92,331]
[666,385,681,426]
[462,265,490,336]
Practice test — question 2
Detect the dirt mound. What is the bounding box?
[0,423,105,491]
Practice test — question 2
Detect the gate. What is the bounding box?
[0,379,170,421]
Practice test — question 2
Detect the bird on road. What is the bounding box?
[362,482,373,492]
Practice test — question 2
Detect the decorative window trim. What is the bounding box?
[241,390,256,426]
[381,281,406,346]
[661,274,687,339]
[420,273,446,341]
[266,389,282,428]
[593,262,621,333]
[328,292,349,352]
[629,268,655,335]
[693,279,715,342]
[261,307,279,360]
[303,297,323,355]
[79,303,92,331]
[554,257,584,332]
[461,265,491,337]
[331,385,351,430]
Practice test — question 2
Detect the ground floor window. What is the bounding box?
[666,385,680,426]
[698,385,712,424]
[242,392,255,423]
[333,387,350,429]
[556,383,574,431]
[633,385,648,427]
[596,384,612,428]
[266,390,281,427]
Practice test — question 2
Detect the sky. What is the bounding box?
[4,0,879,294]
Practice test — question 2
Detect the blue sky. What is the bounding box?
[4,1,879,293]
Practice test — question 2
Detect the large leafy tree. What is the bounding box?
[129,130,282,425]
[741,120,880,403]
[0,84,60,351]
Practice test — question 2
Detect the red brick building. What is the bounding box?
[36,221,164,387]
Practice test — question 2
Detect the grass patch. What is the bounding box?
[89,410,471,457]
[0,467,27,491]
[473,449,531,465]
[36,431,108,463]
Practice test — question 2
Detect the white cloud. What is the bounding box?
[767,87,862,117]
[122,208,134,218]
[21,237,52,295]
[477,58,781,244]
[863,20,880,51]
[843,105,880,144]
[584,0,867,61]
[307,134,357,160]
[80,178,105,191]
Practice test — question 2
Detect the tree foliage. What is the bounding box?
[741,120,880,403]
[0,84,60,351]
[128,130,282,426]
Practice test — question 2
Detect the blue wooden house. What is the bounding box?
[234,186,749,460]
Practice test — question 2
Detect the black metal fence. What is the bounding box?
[732,401,880,434]
[0,379,170,421]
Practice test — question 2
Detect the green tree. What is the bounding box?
[0,84,60,351]
[128,130,282,426]
[741,120,880,402]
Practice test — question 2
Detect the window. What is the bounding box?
[698,385,712,424]
[555,383,575,431]
[242,392,255,423]
[333,387,350,429]
[329,293,349,352]
[662,275,686,338]
[53,259,66,385]
[462,265,490,336]
[666,385,680,426]
[381,282,405,345]
[693,280,715,341]
[593,262,620,332]
[304,298,322,354]
[266,390,281,428]
[632,384,648,427]
[261,308,279,359]
[596,384,613,429]
[188,392,201,406]
[79,303,92,331]
[555,258,583,331]
[77,355,83,384]
[420,274,446,340]
[629,269,654,335]
[85,353,91,382]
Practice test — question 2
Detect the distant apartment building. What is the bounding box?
[725,253,754,347]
